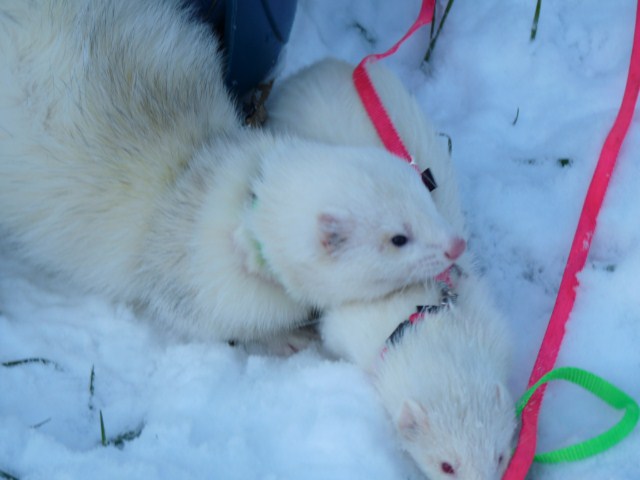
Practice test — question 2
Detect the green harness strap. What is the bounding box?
[516,366,639,463]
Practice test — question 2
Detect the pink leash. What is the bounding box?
[352,0,435,170]
[354,1,640,478]
[503,2,640,478]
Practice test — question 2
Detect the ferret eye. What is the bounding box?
[441,462,455,475]
[498,454,504,465]
[390,234,409,247]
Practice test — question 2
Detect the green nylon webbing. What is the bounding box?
[515,366,639,463]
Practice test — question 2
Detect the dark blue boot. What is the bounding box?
[189,0,298,99]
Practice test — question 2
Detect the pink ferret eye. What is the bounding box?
[441,462,455,475]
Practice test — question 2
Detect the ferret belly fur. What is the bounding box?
[0,1,464,342]
[268,60,516,478]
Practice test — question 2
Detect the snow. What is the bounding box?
[1,0,639,478]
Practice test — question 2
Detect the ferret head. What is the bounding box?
[396,382,516,480]
[250,139,465,307]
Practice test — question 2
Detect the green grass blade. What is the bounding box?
[531,0,542,41]
[89,365,95,397]
[99,410,107,447]
[512,107,520,126]
[424,0,455,63]
[88,365,96,411]
[430,0,437,40]
[2,358,60,370]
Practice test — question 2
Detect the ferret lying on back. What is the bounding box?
[0,0,464,342]
[321,273,516,480]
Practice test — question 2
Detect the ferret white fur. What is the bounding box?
[321,275,516,480]
[0,0,463,342]
[268,59,515,477]
[267,58,467,236]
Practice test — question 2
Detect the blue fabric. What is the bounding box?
[189,0,297,98]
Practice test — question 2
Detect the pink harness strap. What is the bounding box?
[503,3,640,478]
[352,0,435,170]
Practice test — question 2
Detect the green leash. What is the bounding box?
[516,366,639,463]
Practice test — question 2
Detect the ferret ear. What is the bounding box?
[318,213,353,255]
[398,399,430,441]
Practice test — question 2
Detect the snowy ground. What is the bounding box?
[1,1,640,479]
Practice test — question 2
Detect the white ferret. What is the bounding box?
[0,0,465,342]
[321,274,516,480]
[268,60,516,477]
